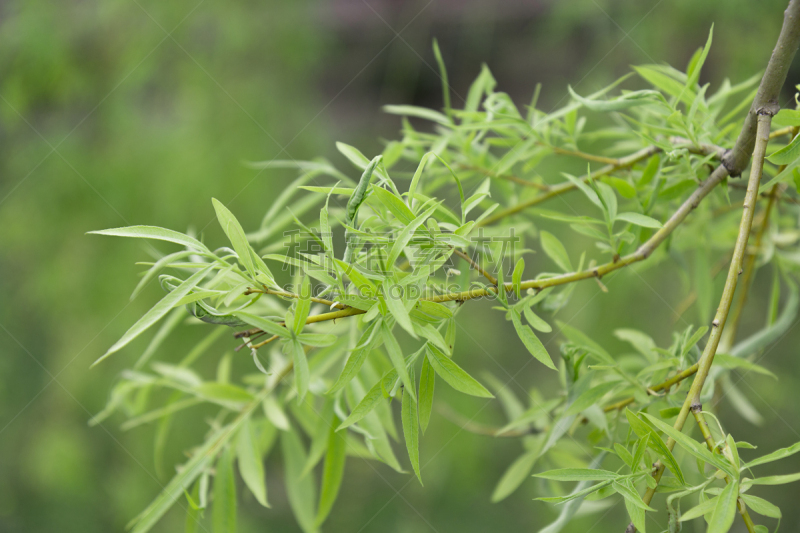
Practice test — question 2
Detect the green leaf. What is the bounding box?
[297,333,338,347]
[510,310,556,370]
[745,440,800,469]
[768,133,800,165]
[425,343,493,398]
[523,306,552,333]
[334,259,377,296]
[385,203,439,269]
[294,276,312,335]
[773,108,800,127]
[684,25,713,93]
[613,479,655,511]
[184,481,202,533]
[491,449,539,502]
[714,353,777,380]
[195,383,254,406]
[569,85,664,111]
[383,104,451,126]
[328,319,381,394]
[537,452,608,533]
[212,198,256,278]
[746,472,800,486]
[236,419,268,507]
[740,494,782,519]
[615,443,634,469]
[382,282,417,339]
[130,427,222,532]
[535,468,619,481]
[382,322,416,402]
[432,38,451,117]
[641,412,736,478]
[625,410,685,485]
[88,225,209,252]
[557,321,614,365]
[281,429,319,533]
[372,185,415,224]
[234,312,290,338]
[402,371,422,485]
[512,257,525,298]
[337,379,387,431]
[315,415,347,527]
[616,212,663,228]
[624,492,647,533]
[680,495,718,521]
[418,356,435,434]
[345,154,381,224]
[407,152,434,210]
[212,447,237,533]
[93,266,212,366]
[540,231,572,272]
[565,381,619,416]
[292,339,310,402]
[707,480,738,533]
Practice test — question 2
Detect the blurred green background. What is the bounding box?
[3,0,800,531]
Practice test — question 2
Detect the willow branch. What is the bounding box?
[723,1,800,175]
[478,142,723,227]
[722,128,797,348]
[241,162,733,340]
[452,248,498,285]
[630,112,773,533]
[602,363,700,412]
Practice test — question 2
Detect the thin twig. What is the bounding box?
[452,248,498,285]
[241,162,733,338]
[478,142,723,227]
[635,111,773,533]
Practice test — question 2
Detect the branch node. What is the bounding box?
[721,149,740,177]
[712,319,720,328]
[691,402,702,413]
[757,102,781,116]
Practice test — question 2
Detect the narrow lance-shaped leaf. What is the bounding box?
[745,440,800,469]
[234,311,291,338]
[706,480,738,533]
[540,231,572,272]
[316,415,347,527]
[88,225,209,253]
[294,275,311,336]
[535,468,619,482]
[432,38,451,117]
[281,429,319,533]
[212,198,255,279]
[616,212,663,228]
[492,449,538,503]
[212,446,237,533]
[425,344,494,398]
[512,257,525,299]
[625,409,685,485]
[93,265,212,366]
[418,356,435,434]
[641,412,736,478]
[382,322,416,402]
[510,310,556,370]
[292,339,310,402]
[402,366,422,485]
[328,318,382,394]
[236,418,268,507]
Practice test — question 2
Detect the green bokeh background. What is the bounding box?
[2,1,800,531]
